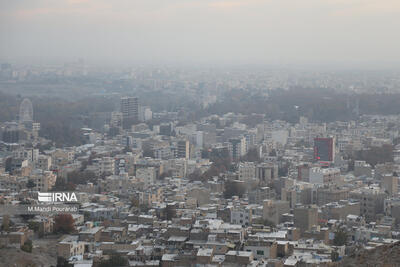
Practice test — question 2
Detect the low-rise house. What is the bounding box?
[57,235,85,259]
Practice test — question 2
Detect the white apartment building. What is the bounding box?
[238,162,256,182]
[136,167,157,186]
[309,167,341,184]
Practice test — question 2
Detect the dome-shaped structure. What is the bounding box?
[19,98,33,123]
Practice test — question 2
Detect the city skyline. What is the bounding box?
[1,1,400,266]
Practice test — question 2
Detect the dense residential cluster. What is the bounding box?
[1,92,400,267]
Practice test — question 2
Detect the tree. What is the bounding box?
[98,255,128,267]
[166,204,177,220]
[158,170,173,180]
[21,239,33,253]
[142,148,154,158]
[28,221,39,232]
[80,160,89,171]
[26,179,36,189]
[5,157,13,173]
[331,250,340,262]
[130,197,140,208]
[57,256,72,267]
[347,159,355,172]
[353,145,393,167]
[83,211,91,222]
[20,214,35,221]
[67,170,97,185]
[108,126,121,137]
[224,180,245,199]
[188,169,202,181]
[241,148,261,162]
[139,204,150,213]
[201,156,232,182]
[294,139,309,148]
[54,214,75,234]
[52,178,76,191]
[333,229,348,246]
[122,146,132,154]
[278,163,289,177]
[253,217,276,228]
[35,142,54,153]
[1,215,10,231]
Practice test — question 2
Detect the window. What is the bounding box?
[257,250,264,255]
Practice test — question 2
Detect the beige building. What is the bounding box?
[224,251,254,266]
[139,188,163,206]
[176,140,190,159]
[263,200,290,225]
[350,186,386,222]
[57,235,85,259]
[294,205,318,232]
[382,175,398,197]
[321,201,360,220]
[244,238,277,260]
[238,162,256,182]
[31,216,54,236]
[50,149,74,167]
[0,174,25,191]
[316,187,349,206]
[309,167,341,185]
[256,163,278,184]
[136,167,157,187]
[354,160,372,177]
[99,157,115,175]
[36,155,52,171]
[31,170,57,191]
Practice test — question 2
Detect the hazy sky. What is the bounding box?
[1,0,400,66]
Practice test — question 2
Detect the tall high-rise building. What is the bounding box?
[238,162,256,182]
[19,98,34,130]
[350,186,386,222]
[139,106,152,122]
[228,137,246,160]
[110,112,123,128]
[121,97,138,119]
[313,137,335,163]
[19,98,33,124]
[382,174,398,197]
[120,97,139,128]
[297,163,310,181]
[263,200,290,225]
[256,163,278,184]
[176,140,190,159]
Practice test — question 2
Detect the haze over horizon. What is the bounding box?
[1,0,400,67]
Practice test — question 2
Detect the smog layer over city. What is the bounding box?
[1,1,400,267]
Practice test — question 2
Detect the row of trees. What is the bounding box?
[351,144,393,167]
[51,170,98,192]
[0,91,115,147]
[27,214,75,235]
[206,87,400,123]
[54,214,75,234]
[223,180,246,199]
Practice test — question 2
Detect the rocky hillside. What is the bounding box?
[341,242,400,267]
